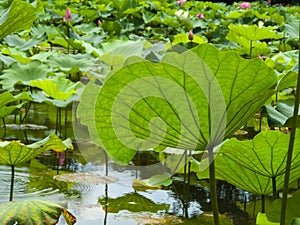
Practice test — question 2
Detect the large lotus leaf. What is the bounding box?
[30,91,75,108]
[31,76,79,101]
[94,43,276,164]
[265,99,300,128]
[1,47,31,64]
[0,92,31,118]
[191,44,276,137]
[0,0,42,41]
[98,193,169,213]
[267,190,300,225]
[226,24,281,42]
[3,34,41,51]
[277,71,298,91]
[76,79,102,146]
[284,15,299,38]
[0,60,49,91]
[100,40,147,57]
[0,199,76,225]
[198,130,300,195]
[0,133,73,166]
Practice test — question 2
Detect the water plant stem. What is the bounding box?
[261,195,265,213]
[9,165,15,201]
[208,148,220,225]
[272,176,277,200]
[280,26,300,225]
[2,118,6,139]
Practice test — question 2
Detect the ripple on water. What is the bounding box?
[0,165,60,202]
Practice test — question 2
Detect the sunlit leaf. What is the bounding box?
[31,76,79,101]
[198,130,300,195]
[0,0,42,41]
[256,213,279,225]
[94,43,276,164]
[0,199,76,225]
[0,133,73,166]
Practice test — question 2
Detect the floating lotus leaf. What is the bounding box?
[0,199,76,225]
[54,172,118,184]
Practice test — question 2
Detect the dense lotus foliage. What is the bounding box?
[0,0,300,225]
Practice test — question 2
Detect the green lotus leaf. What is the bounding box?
[198,130,300,195]
[0,133,73,166]
[226,24,281,42]
[1,47,31,64]
[30,91,75,108]
[98,192,169,213]
[265,99,300,128]
[284,15,299,38]
[0,0,42,41]
[31,76,79,101]
[267,189,300,225]
[0,60,49,91]
[94,43,276,164]
[0,199,76,225]
[3,34,41,51]
[277,71,298,91]
[256,213,279,225]
[0,92,31,118]
[47,54,94,74]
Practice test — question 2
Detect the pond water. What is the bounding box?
[0,103,256,225]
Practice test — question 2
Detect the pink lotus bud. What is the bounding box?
[240,2,251,9]
[188,30,194,41]
[197,13,204,19]
[268,0,271,4]
[63,8,72,21]
[97,19,102,26]
[177,0,186,6]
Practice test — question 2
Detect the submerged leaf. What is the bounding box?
[0,199,76,225]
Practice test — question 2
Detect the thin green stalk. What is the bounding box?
[2,118,6,139]
[9,165,15,201]
[280,24,300,225]
[272,176,277,200]
[208,148,220,225]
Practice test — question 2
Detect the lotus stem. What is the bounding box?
[280,22,300,225]
[272,176,277,200]
[208,147,220,225]
[2,118,6,139]
[261,195,265,213]
[9,165,15,201]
